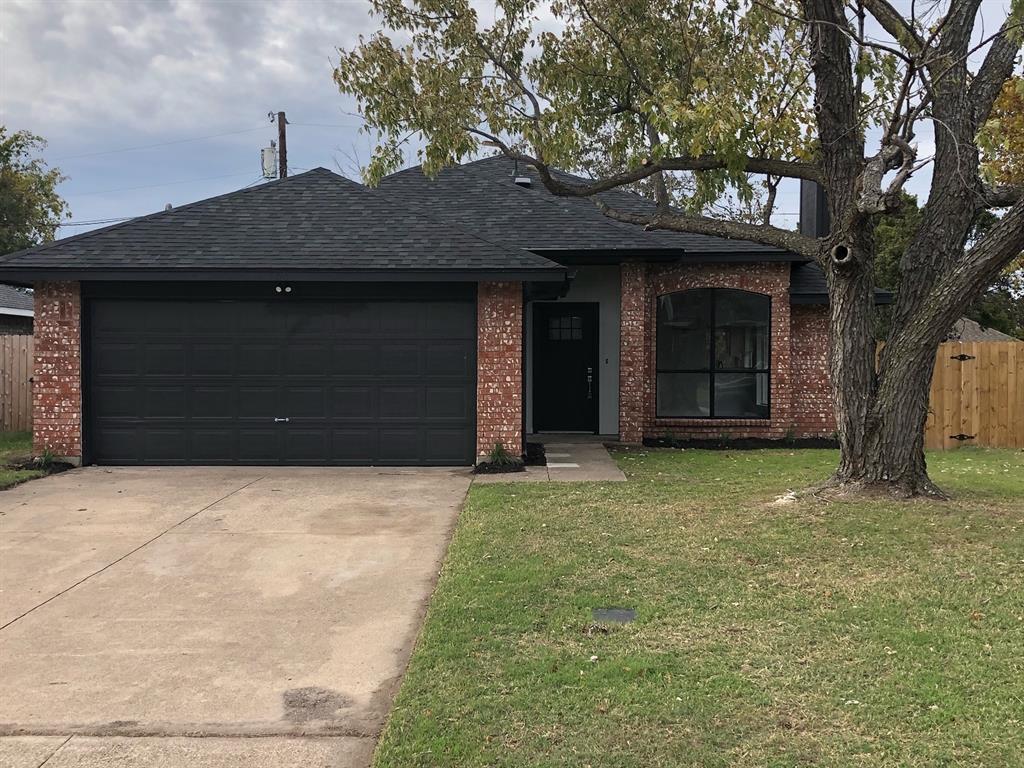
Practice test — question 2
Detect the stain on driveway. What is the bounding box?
[0,466,470,767]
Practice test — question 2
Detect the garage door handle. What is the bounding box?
[274,417,290,423]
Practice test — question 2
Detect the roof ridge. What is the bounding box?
[1,168,346,261]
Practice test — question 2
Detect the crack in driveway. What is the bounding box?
[0,476,266,632]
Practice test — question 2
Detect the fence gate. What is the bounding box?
[1,335,34,432]
[925,341,1024,450]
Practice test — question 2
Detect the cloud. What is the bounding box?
[1,0,375,141]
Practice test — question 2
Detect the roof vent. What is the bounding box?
[513,176,532,187]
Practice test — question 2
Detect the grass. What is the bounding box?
[375,447,1024,767]
[0,431,44,490]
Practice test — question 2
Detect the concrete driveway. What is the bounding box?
[0,466,470,767]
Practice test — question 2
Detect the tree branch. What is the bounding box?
[982,184,1024,208]
[968,14,1024,127]
[861,0,923,51]
[591,198,818,257]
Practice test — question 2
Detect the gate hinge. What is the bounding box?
[949,433,975,441]
[950,353,975,361]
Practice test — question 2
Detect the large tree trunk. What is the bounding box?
[818,217,945,498]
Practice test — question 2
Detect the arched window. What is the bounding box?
[656,289,770,418]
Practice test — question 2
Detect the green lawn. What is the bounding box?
[375,447,1024,768]
[0,431,43,490]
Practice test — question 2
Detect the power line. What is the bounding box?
[60,216,136,227]
[58,174,275,228]
[54,126,270,161]
[289,122,363,129]
[71,171,254,197]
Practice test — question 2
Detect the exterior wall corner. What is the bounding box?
[32,281,83,461]
[618,262,647,443]
[476,281,524,460]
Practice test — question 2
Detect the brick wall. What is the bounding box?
[618,262,647,443]
[790,304,835,437]
[616,262,841,441]
[33,281,83,461]
[476,281,523,460]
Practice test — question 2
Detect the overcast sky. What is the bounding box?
[1,0,384,236]
[0,0,1015,238]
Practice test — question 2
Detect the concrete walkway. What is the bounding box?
[474,438,626,483]
[0,466,471,767]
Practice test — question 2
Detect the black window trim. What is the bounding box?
[655,288,772,420]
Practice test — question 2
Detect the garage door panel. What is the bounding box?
[379,344,423,375]
[331,429,377,461]
[285,343,331,374]
[285,429,329,462]
[330,387,376,418]
[144,429,187,462]
[425,387,469,419]
[190,429,236,462]
[87,294,476,465]
[378,428,422,462]
[333,344,378,375]
[92,427,141,463]
[285,387,326,417]
[146,387,186,417]
[193,344,236,375]
[424,428,473,462]
[238,430,281,461]
[423,303,476,336]
[379,387,423,418]
[238,387,278,417]
[144,345,186,375]
[93,343,138,375]
[237,344,279,376]
[192,386,234,418]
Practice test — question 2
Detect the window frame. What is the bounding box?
[655,288,772,419]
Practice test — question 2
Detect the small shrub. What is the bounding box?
[35,448,56,469]
[487,442,519,466]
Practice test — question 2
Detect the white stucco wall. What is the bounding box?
[525,265,621,435]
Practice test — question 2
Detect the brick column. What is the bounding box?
[33,281,83,463]
[476,281,523,461]
[618,262,647,443]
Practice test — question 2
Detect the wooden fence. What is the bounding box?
[924,341,1024,450]
[1,335,33,432]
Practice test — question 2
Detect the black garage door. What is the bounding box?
[86,288,476,465]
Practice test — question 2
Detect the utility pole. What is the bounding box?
[277,111,288,179]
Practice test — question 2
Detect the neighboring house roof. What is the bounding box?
[0,168,565,283]
[0,283,34,316]
[380,156,795,258]
[947,317,1019,342]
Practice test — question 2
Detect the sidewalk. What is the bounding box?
[474,438,626,483]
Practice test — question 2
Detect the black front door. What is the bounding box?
[533,302,599,432]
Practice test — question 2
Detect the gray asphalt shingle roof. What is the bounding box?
[0,168,565,280]
[380,156,793,256]
[0,283,33,313]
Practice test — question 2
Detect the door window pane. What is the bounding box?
[714,372,769,418]
[657,373,711,417]
[657,291,711,369]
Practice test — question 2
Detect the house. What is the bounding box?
[946,317,1019,342]
[0,158,855,467]
[0,284,33,334]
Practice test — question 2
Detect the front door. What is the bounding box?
[533,302,599,432]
